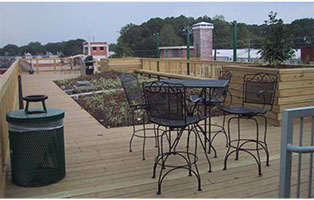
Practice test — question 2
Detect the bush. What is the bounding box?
[259,12,295,67]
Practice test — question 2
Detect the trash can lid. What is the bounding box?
[6,108,64,123]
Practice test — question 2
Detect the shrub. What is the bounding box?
[259,12,295,67]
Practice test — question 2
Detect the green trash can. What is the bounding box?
[6,95,66,187]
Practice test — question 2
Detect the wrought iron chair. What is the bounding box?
[120,73,157,160]
[143,81,211,195]
[190,71,233,157]
[221,72,278,175]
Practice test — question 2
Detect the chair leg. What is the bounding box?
[222,112,228,147]
[154,124,158,148]
[152,126,162,179]
[223,116,235,170]
[195,124,212,172]
[262,115,270,166]
[186,126,192,176]
[129,110,136,152]
[142,113,146,160]
[235,116,241,161]
[252,117,262,176]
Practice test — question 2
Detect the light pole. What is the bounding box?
[155,32,160,72]
[184,27,192,75]
[233,20,237,62]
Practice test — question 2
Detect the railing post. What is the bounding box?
[279,110,293,198]
[18,75,23,109]
[54,58,56,73]
[70,58,73,71]
[36,59,39,74]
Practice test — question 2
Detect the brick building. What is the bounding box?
[160,22,214,61]
[301,47,314,64]
[83,42,108,60]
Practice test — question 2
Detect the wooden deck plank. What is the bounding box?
[5,72,314,198]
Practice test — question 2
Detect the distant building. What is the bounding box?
[83,42,108,60]
[214,49,301,64]
[160,22,214,61]
[301,47,314,64]
[160,46,195,58]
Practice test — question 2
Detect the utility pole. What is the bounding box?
[233,20,237,62]
[248,40,251,62]
[155,32,160,72]
[214,49,217,61]
[185,28,191,75]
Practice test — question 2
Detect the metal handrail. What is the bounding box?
[287,144,314,153]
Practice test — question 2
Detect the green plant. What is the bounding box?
[92,77,121,91]
[258,12,295,67]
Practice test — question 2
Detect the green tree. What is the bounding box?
[62,39,85,56]
[289,18,314,48]
[212,15,232,49]
[160,24,183,46]
[237,24,252,48]
[26,42,45,55]
[109,43,117,52]
[1,44,20,56]
[259,12,295,66]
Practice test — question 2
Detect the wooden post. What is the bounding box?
[53,58,56,73]
[205,65,209,78]
[70,58,73,71]
[36,59,39,74]
[212,64,216,78]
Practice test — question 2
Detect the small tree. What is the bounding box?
[259,12,295,67]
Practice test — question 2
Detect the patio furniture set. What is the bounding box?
[120,71,278,195]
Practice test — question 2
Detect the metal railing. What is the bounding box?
[279,106,314,198]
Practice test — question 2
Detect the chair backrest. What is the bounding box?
[143,81,187,122]
[120,73,144,107]
[215,70,233,100]
[242,72,278,110]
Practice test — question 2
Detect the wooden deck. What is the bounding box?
[5,72,314,198]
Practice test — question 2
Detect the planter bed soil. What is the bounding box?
[55,71,225,128]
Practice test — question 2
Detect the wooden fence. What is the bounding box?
[20,57,78,73]
[100,58,142,73]
[0,60,20,197]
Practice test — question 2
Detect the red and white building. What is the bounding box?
[83,42,109,60]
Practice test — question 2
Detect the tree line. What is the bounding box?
[1,14,313,58]
[0,39,85,57]
[113,15,314,57]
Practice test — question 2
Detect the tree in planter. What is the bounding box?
[259,12,295,67]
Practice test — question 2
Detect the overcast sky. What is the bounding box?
[0,1,313,47]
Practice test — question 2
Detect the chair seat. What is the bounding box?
[190,95,224,104]
[221,106,267,116]
[150,115,203,128]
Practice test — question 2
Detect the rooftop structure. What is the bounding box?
[83,42,109,60]
[160,21,214,60]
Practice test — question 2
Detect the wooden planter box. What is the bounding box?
[100,58,142,73]
[222,65,314,126]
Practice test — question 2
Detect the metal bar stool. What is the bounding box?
[221,72,278,175]
[120,73,158,160]
[144,81,210,195]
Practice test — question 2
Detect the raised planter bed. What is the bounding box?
[221,65,314,126]
[54,70,155,128]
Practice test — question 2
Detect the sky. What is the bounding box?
[0,1,313,47]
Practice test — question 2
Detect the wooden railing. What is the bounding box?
[0,60,20,197]
[20,57,78,73]
[141,58,254,79]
